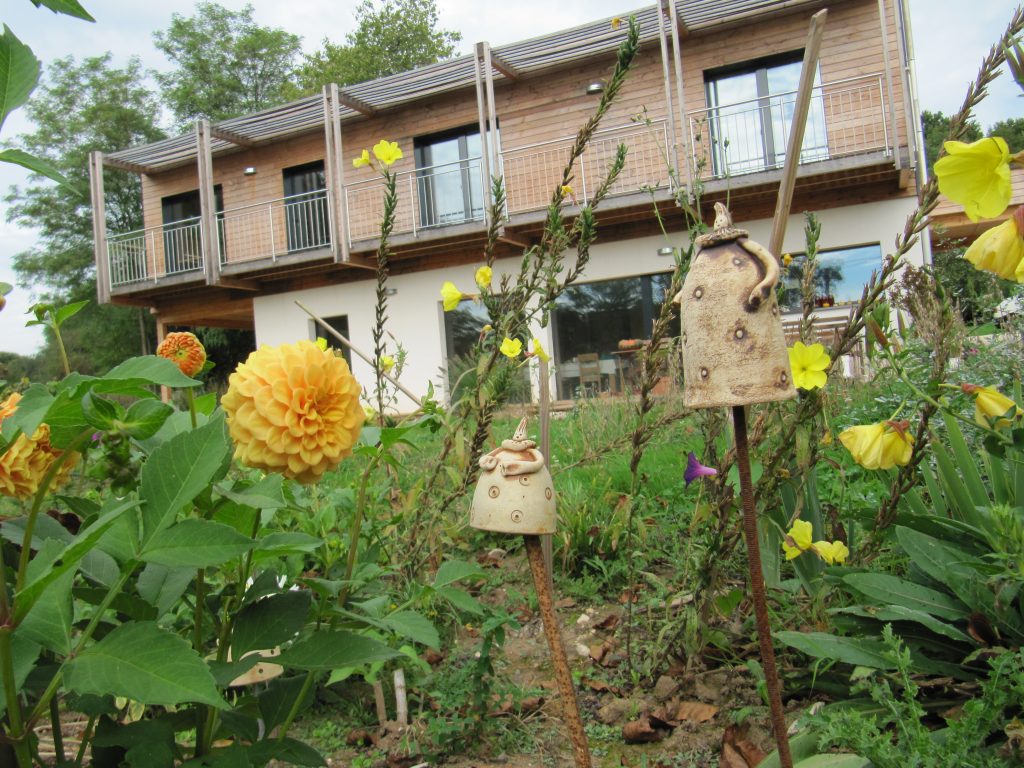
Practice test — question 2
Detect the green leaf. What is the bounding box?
[0,383,52,442]
[841,573,969,621]
[121,399,174,440]
[139,414,230,545]
[257,676,312,732]
[380,610,440,648]
[31,0,96,22]
[0,148,75,190]
[834,605,973,644]
[794,756,870,768]
[83,391,123,431]
[103,356,201,389]
[65,622,225,708]
[941,412,990,510]
[0,25,39,129]
[248,737,325,766]
[217,474,287,511]
[251,532,322,560]
[54,299,88,327]
[136,564,194,618]
[436,586,484,616]
[433,558,486,588]
[17,568,74,654]
[141,519,253,568]
[276,631,398,671]
[757,731,819,768]
[232,591,312,658]
[0,632,40,717]
[776,631,895,669]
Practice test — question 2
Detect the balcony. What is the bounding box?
[108,218,205,287]
[219,190,332,267]
[687,74,890,181]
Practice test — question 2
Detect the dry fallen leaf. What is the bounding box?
[622,715,664,744]
[676,701,719,723]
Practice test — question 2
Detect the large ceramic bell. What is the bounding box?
[470,417,556,535]
[679,203,797,409]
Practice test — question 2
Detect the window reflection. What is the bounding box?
[780,244,882,312]
[442,299,530,403]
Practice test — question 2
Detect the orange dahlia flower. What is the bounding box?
[222,340,364,483]
[157,331,207,377]
[0,392,79,498]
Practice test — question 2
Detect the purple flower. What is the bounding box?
[684,452,717,486]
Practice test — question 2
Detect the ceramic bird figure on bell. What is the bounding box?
[470,417,556,535]
[678,203,797,409]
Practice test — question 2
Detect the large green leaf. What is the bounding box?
[841,573,969,621]
[380,610,440,649]
[0,148,74,190]
[257,676,312,733]
[0,25,39,129]
[276,631,398,671]
[121,399,174,440]
[232,591,312,658]
[794,756,870,768]
[834,605,973,644]
[141,519,253,568]
[104,356,201,389]
[65,622,225,708]
[17,568,74,654]
[31,0,96,22]
[0,383,52,442]
[433,558,486,588]
[139,414,230,545]
[248,737,325,767]
[776,631,895,669]
[0,632,40,716]
[135,564,194,618]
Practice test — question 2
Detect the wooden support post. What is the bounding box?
[155,316,170,403]
[196,120,220,285]
[666,0,691,189]
[473,43,493,224]
[322,87,339,261]
[656,0,681,186]
[877,0,903,168]
[329,84,351,263]
[88,151,110,304]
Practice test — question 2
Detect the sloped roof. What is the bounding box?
[107,0,829,172]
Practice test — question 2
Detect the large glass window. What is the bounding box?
[442,299,529,403]
[414,127,486,229]
[160,186,222,273]
[283,161,329,253]
[704,53,829,177]
[779,244,882,313]
[552,273,678,399]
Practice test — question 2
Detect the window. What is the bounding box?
[414,127,487,229]
[551,273,678,399]
[283,161,329,253]
[160,186,222,274]
[779,244,883,313]
[442,299,529,403]
[309,314,351,367]
[704,52,829,177]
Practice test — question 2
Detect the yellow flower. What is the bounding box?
[315,337,329,351]
[560,184,574,198]
[363,404,377,423]
[352,149,371,168]
[821,430,833,446]
[962,383,1021,428]
[481,324,493,333]
[611,16,622,29]
[813,540,849,565]
[839,421,914,470]
[934,137,1012,222]
[500,337,523,359]
[475,265,492,290]
[440,281,464,312]
[156,331,206,378]
[529,337,550,362]
[963,213,1024,282]
[379,355,395,373]
[782,253,793,267]
[787,341,830,390]
[0,393,79,499]
[782,519,813,560]
[372,140,403,167]
[222,340,364,484]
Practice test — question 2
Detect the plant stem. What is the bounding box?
[186,387,198,430]
[49,692,64,763]
[337,451,382,608]
[73,714,96,767]
[53,321,71,378]
[276,670,315,742]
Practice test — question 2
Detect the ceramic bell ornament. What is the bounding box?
[470,417,556,535]
[678,202,796,409]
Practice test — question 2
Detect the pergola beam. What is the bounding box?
[210,126,256,148]
[335,89,376,116]
[489,51,520,80]
[102,156,154,174]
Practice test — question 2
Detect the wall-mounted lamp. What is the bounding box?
[657,246,676,257]
[243,167,257,176]
[585,82,605,95]
[385,288,398,296]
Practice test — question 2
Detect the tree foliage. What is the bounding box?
[988,117,1024,153]
[153,2,302,127]
[920,109,982,174]
[294,0,461,93]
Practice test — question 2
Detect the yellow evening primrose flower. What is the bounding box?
[440,281,464,312]
[372,140,403,166]
[963,211,1024,282]
[788,341,830,390]
[782,253,793,267]
[500,337,523,359]
[839,421,914,470]
[475,265,492,290]
[962,384,1021,428]
[560,184,574,198]
[814,540,850,565]
[353,149,371,168]
[611,16,622,29]
[934,137,1012,222]
[315,337,329,351]
[529,337,550,362]
[782,519,813,560]
[380,355,395,373]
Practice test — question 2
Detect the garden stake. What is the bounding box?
[470,418,592,768]
[678,204,797,768]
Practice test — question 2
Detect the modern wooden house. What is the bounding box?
[90,0,927,406]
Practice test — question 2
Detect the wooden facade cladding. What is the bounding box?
[97,0,920,325]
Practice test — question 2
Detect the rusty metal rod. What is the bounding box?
[732,405,793,768]
[524,534,591,768]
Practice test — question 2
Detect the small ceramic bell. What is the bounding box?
[470,417,556,535]
[678,203,797,409]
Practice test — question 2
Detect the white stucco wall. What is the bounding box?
[253,195,924,408]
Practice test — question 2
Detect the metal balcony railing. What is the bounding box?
[688,73,889,181]
[107,218,204,287]
[344,157,486,245]
[500,120,671,215]
[219,189,332,266]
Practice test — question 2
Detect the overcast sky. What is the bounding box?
[0,0,1020,356]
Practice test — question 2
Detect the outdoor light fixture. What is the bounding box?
[585,82,604,95]
[657,246,675,257]
[385,288,398,296]
[243,167,257,176]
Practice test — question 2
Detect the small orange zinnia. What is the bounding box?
[222,340,364,484]
[157,332,207,378]
[0,392,78,498]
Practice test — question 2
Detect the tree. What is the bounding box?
[153,2,301,127]
[921,110,982,173]
[4,54,165,375]
[988,117,1024,153]
[294,0,461,94]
